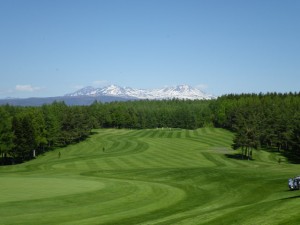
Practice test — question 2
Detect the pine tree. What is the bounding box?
[0,107,14,164]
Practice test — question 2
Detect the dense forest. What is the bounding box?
[211,93,300,160]
[1,92,300,164]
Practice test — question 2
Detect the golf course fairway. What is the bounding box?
[1,128,300,225]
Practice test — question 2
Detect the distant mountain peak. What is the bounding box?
[66,84,215,100]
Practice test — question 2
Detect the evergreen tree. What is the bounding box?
[0,107,14,164]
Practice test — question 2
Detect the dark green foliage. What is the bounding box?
[0,107,14,164]
[0,102,94,164]
[12,112,36,161]
[89,99,212,129]
[212,92,300,160]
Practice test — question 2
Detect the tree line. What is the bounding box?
[210,93,300,160]
[1,92,300,164]
[89,99,212,129]
[0,102,93,164]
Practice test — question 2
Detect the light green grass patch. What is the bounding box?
[0,176,104,203]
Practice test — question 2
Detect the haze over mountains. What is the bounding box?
[0,84,215,106]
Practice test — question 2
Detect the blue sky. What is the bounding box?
[0,0,299,98]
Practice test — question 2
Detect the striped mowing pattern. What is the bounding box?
[1,128,300,225]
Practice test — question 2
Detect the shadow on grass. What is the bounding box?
[260,146,300,164]
[280,195,300,201]
[282,151,300,164]
[225,153,254,161]
[227,147,300,164]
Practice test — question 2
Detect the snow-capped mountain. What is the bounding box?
[66,84,215,100]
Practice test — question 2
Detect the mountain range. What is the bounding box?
[66,84,214,100]
[0,84,215,106]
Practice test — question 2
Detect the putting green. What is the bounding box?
[1,128,300,225]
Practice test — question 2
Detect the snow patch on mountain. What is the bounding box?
[66,84,215,100]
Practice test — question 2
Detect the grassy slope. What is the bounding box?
[0,128,300,225]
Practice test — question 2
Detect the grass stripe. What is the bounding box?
[1,128,300,225]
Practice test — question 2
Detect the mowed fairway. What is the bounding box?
[1,128,300,225]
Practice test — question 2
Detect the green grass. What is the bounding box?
[1,128,300,225]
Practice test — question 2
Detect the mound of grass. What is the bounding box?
[0,128,300,225]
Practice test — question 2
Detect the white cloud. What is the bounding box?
[15,85,42,92]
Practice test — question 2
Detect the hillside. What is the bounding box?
[0,128,300,225]
[0,95,132,106]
